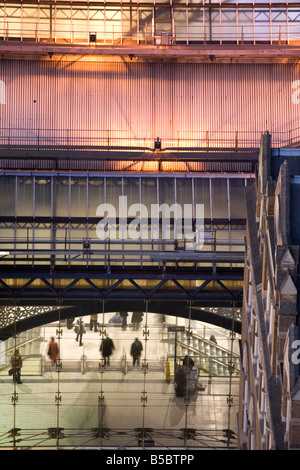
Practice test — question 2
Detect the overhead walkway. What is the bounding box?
[1,0,300,62]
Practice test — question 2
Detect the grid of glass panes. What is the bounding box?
[0,309,240,449]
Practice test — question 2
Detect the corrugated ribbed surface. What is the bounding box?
[0,60,299,148]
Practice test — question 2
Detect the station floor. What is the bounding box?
[0,316,240,450]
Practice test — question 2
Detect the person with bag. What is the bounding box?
[47,337,59,365]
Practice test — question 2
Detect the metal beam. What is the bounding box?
[1,42,300,61]
[0,298,242,341]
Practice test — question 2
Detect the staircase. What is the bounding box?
[163,330,240,378]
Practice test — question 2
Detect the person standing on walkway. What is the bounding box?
[100,335,115,366]
[75,317,86,346]
[130,338,143,366]
[47,337,59,365]
[120,311,128,330]
[182,355,194,370]
[131,311,143,330]
[10,349,23,384]
[90,314,98,332]
[174,365,186,397]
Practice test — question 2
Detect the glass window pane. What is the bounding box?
[17,176,33,217]
[53,177,69,218]
[158,177,175,206]
[211,178,228,219]
[0,176,15,217]
[229,178,246,219]
[194,178,210,219]
[88,177,104,218]
[71,177,87,218]
[35,177,51,217]
[106,177,122,217]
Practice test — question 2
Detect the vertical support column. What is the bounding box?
[50,2,53,40]
[14,175,17,268]
[140,300,149,449]
[32,176,36,268]
[219,0,222,45]
[137,0,140,44]
[87,0,90,44]
[104,0,106,44]
[269,0,273,45]
[11,300,19,450]
[253,0,256,45]
[54,299,63,449]
[227,301,236,449]
[236,0,239,45]
[68,176,71,268]
[173,301,195,446]
[203,0,206,44]
[227,178,232,267]
[286,1,289,45]
[121,0,123,44]
[70,0,73,43]
[3,1,7,41]
[54,1,57,43]
[186,0,189,45]
[20,1,23,41]
[98,299,106,449]
[86,175,89,270]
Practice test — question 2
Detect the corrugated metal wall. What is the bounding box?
[0,60,299,148]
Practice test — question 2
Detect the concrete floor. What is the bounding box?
[0,316,240,450]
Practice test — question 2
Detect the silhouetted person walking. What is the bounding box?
[90,314,98,332]
[120,311,128,330]
[131,311,143,330]
[47,337,59,365]
[100,336,115,366]
[10,349,23,384]
[75,317,85,346]
[130,338,143,366]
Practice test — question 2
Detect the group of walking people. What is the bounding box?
[8,312,145,383]
[100,336,143,367]
[74,312,144,348]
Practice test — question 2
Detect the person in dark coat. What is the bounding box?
[75,317,86,346]
[174,365,186,397]
[48,337,59,365]
[131,311,143,330]
[120,311,128,330]
[130,338,143,366]
[100,336,115,366]
[182,355,195,370]
[11,349,23,384]
[90,314,98,332]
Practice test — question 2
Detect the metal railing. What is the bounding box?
[1,127,299,149]
[0,234,245,269]
[1,1,300,47]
